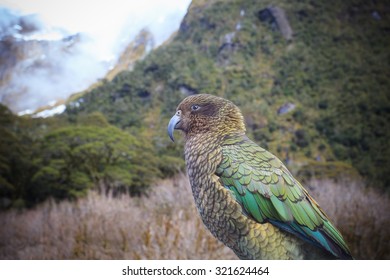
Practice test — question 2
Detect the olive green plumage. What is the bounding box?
[168,94,352,260]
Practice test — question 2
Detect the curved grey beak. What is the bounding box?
[167,113,181,142]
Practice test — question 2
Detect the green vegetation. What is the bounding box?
[31,125,159,200]
[0,106,178,208]
[1,0,389,208]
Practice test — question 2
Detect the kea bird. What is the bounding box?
[168,94,352,260]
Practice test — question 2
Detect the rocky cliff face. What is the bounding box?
[63,28,156,114]
[0,7,156,115]
[0,7,108,113]
[0,8,79,112]
[105,29,155,81]
[0,34,83,113]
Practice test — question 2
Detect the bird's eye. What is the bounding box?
[191,105,200,111]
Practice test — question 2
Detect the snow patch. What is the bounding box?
[33,104,66,118]
[17,109,34,116]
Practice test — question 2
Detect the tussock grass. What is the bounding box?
[0,175,388,259]
[307,178,390,259]
[0,174,235,259]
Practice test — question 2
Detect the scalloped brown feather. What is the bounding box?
[169,94,352,259]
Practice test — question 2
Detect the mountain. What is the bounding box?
[1,0,389,208]
[0,33,82,113]
[0,7,155,115]
[2,27,156,118]
[105,29,155,81]
[64,29,155,108]
[68,0,389,184]
[0,8,107,113]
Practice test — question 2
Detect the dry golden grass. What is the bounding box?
[307,178,390,259]
[0,174,235,260]
[0,174,388,259]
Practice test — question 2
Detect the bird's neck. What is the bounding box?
[184,132,245,199]
[184,132,221,170]
[184,131,246,161]
[184,132,220,196]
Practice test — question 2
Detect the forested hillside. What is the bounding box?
[1,0,389,208]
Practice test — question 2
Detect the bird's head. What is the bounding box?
[168,94,246,142]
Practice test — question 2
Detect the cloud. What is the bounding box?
[3,0,190,59]
[0,0,191,113]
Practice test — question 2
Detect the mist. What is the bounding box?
[0,0,191,113]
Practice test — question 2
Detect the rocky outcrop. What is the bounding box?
[258,6,293,40]
[105,29,154,81]
[277,102,296,115]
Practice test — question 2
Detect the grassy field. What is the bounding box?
[0,174,388,259]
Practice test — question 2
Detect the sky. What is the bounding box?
[1,0,191,60]
[0,0,191,113]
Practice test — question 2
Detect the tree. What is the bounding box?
[30,124,160,202]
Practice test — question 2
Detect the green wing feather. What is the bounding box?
[216,136,352,259]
